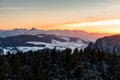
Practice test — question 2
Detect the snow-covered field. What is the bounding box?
[0,33,90,55]
[0,39,88,54]
[26,39,87,51]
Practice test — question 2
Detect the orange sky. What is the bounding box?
[1,18,120,34]
[0,0,120,34]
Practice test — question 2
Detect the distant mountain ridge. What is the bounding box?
[0,28,109,41]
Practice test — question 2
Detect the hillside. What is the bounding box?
[88,35,120,55]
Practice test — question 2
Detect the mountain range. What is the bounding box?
[0,28,109,41]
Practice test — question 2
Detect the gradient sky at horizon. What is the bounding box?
[0,0,120,33]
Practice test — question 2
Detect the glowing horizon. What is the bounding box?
[1,19,120,34]
[0,0,120,34]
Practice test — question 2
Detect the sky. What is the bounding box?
[0,0,120,34]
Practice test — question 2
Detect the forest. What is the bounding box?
[0,46,120,80]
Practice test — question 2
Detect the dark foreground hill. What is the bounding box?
[89,35,120,55]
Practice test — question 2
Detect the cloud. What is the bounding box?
[0,7,27,10]
[97,2,112,6]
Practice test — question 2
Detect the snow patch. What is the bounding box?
[26,39,87,51]
[17,47,45,52]
[38,35,44,38]
[58,36,70,41]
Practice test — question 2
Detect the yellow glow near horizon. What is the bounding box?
[62,19,120,34]
[64,19,120,27]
